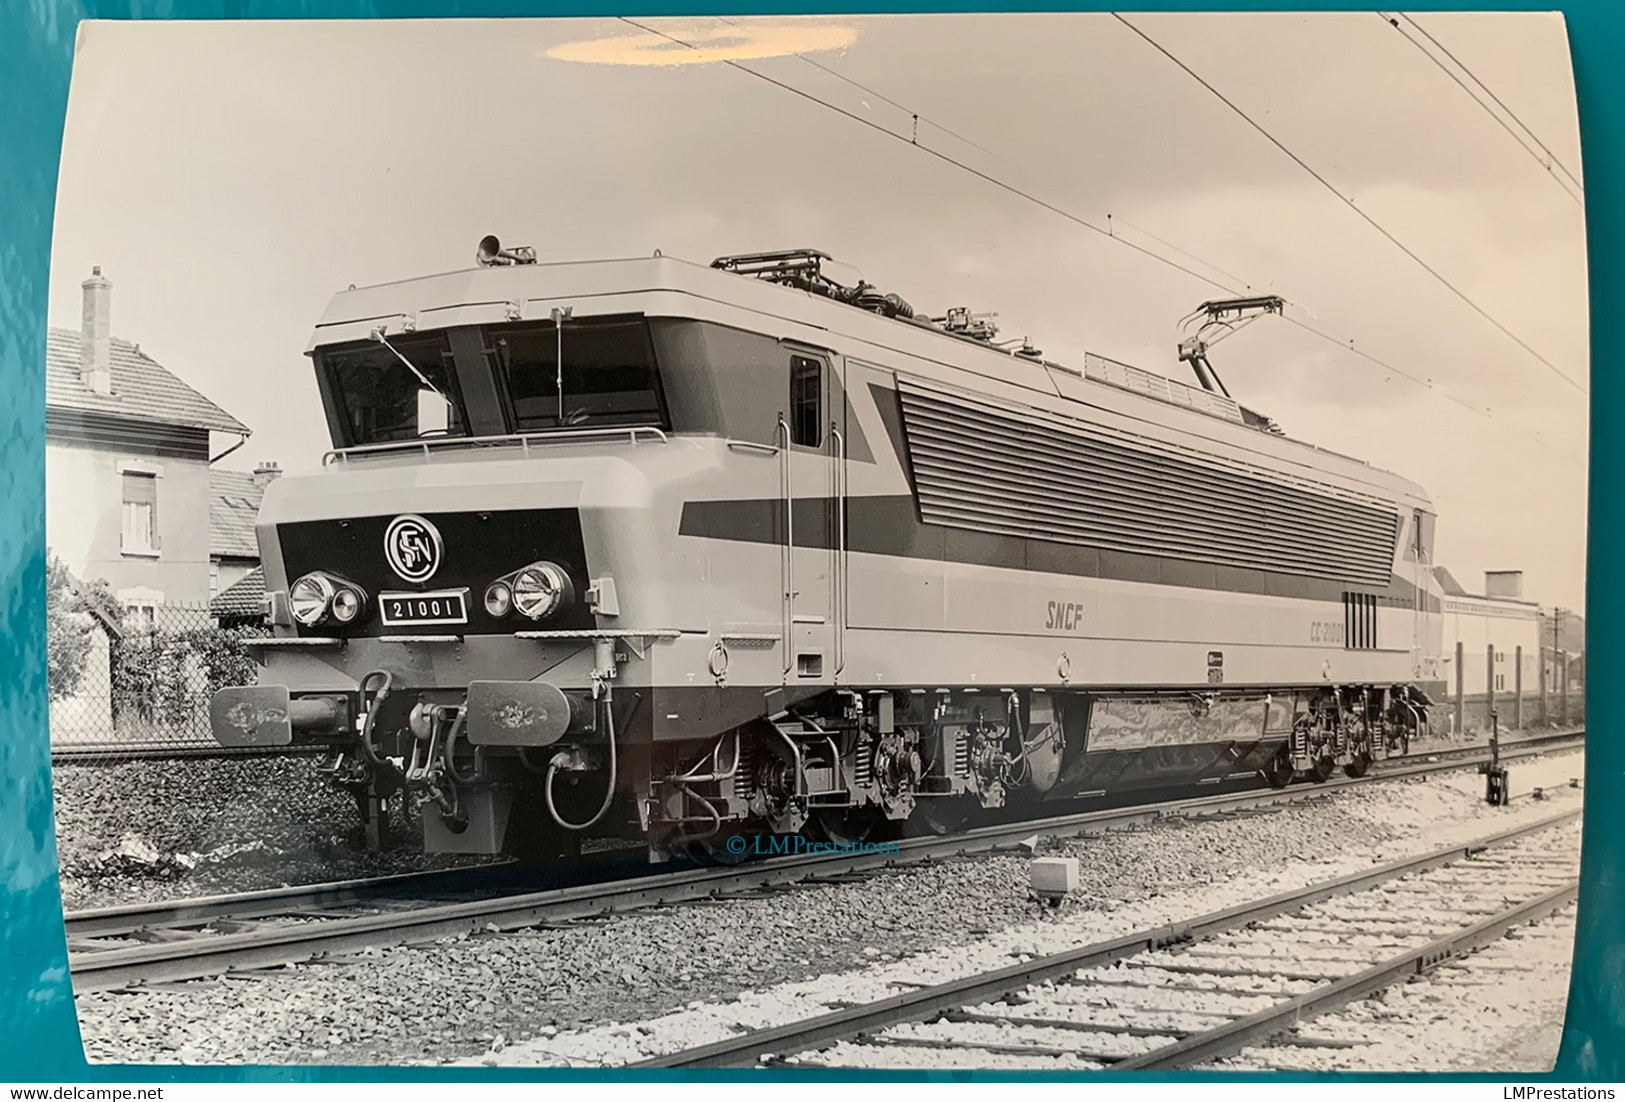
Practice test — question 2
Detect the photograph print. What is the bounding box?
[44,11,1588,1073]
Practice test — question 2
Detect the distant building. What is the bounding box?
[46,267,253,625]
[1434,567,1542,716]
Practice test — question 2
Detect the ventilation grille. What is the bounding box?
[1344,592,1378,650]
[897,379,1399,586]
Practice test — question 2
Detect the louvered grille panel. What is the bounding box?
[1344,592,1379,649]
[898,380,1399,586]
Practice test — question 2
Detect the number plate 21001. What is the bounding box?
[380,590,469,626]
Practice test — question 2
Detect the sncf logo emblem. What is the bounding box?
[384,514,443,583]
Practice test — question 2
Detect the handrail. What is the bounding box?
[778,415,793,677]
[322,425,669,466]
[831,423,847,678]
[725,438,781,456]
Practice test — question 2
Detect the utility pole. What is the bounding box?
[1551,607,1563,721]
[1552,607,1561,683]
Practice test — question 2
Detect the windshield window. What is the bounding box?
[484,317,666,431]
[318,334,467,447]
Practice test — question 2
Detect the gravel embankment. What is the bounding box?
[72,748,1584,1067]
[53,757,488,911]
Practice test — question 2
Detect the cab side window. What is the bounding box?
[790,355,823,448]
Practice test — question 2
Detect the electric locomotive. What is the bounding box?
[211,242,1445,860]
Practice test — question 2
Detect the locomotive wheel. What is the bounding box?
[698,834,755,866]
[1261,749,1294,790]
[1307,756,1337,784]
[812,806,879,847]
[908,796,973,837]
[1343,751,1373,779]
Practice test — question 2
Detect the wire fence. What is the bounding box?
[49,603,270,759]
[1439,679,1586,741]
[1435,639,1587,740]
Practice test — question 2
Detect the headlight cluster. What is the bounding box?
[285,560,573,629]
[289,572,368,627]
[486,561,573,621]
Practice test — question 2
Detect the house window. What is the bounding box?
[1495,674,1505,691]
[117,587,163,635]
[121,471,159,555]
[790,355,823,448]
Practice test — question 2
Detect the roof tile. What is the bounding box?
[209,470,265,559]
[47,327,251,435]
[210,566,266,619]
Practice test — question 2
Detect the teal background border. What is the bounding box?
[0,0,1617,1083]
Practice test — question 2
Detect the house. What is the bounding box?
[210,462,279,598]
[46,267,253,626]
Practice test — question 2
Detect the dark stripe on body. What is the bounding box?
[679,494,1440,611]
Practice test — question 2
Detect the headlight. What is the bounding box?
[288,572,367,627]
[331,585,365,624]
[289,573,337,627]
[484,582,513,618]
[511,562,572,620]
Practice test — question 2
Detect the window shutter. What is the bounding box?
[121,472,159,552]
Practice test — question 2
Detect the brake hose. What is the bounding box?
[544,693,618,831]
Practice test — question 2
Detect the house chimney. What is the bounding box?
[252,461,282,490]
[1485,570,1524,600]
[80,266,112,396]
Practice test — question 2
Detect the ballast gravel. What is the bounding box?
[71,748,1584,1068]
[53,757,490,910]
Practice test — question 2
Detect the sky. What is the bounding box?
[47,13,1589,610]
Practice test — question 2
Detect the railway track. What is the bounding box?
[66,731,1583,995]
[635,809,1580,1069]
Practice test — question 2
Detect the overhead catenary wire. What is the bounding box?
[714,15,1009,163]
[1378,13,1583,206]
[1388,11,1584,196]
[618,16,1585,468]
[617,18,1229,293]
[1108,214,1258,293]
[1111,13,1587,399]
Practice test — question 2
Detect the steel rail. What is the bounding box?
[634,808,1580,1068]
[67,733,1582,993]
[1115,878,1579,1069]
[64,862,517,941]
